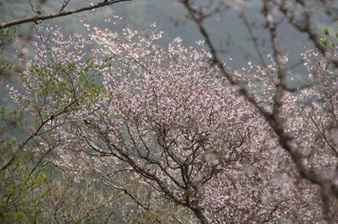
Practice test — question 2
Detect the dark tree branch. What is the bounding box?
[180,0,338,204]
[181,1,273,125]
[0,0,131,29]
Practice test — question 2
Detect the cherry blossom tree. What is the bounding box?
[5,5,338,221]
[3,0,338,223]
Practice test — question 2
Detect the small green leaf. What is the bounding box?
[335,32,338,39]
[320,37,328,46]
[331,41,335,48]
[323,27,329,36]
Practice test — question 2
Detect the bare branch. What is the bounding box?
[60,0,71,13]
[0,0,131,29]
[28,0,42,15]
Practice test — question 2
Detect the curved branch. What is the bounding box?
[180,0,338,202]
[0,0,131,29]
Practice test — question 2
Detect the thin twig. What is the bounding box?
[0,0,131,29]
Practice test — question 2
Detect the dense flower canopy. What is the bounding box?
[8,17,338,223]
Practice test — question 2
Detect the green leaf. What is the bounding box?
[323,27,329,36]
[7,186,17,194]
[320,37,328,46]
[67,62,76,70]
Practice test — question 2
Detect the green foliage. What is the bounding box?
[320,37,328,46]
[0,26,16,83]
[0,154,51,224]
[0,27,16,54]
[16,55,106,126]
[320,27,338,48]
[0,56,118,223]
